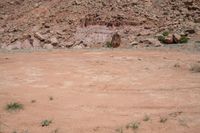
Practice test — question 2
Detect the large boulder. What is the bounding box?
[21,39,32,49]
[164,34,174,44]
[173,34,181,43]
[43,43,54,49]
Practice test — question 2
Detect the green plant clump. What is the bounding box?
[126,122,140,130]
[179,36,189,43]
[6,102,23,111]
[162,31,169,36]
[41,120,52,127]
[158,36,165,43]
[105,41,112,48]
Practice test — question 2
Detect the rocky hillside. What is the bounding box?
[0,0,200,49]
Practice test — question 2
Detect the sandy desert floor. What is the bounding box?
[0,49,200,133]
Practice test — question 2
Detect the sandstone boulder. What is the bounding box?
[164,34,174,44]
[21,39,32,49]
[173,34,181,43]
[50,37,59,46]
[43,44,54,49]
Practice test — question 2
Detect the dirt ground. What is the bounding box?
[0,49,200,133]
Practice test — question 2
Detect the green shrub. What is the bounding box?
[41,120,52,127]
[6,102,23,111]
[162,31,169,36]
[105,41,112,48]
[179,36,189,43]
[158,36,165,43]
[126,122,140,130]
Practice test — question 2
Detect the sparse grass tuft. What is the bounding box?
[6,102,23,111]
[174,63,180,68]
[143,115,150,121]
[160,117,167,123]
[190,64,200,73]
[162,31,169,37]
[126,122,140,130]
[41,120,52,127]
[105,41,112,48]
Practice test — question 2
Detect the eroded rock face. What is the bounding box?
[6,41,21,50]
[0,0,200,49]
[111,33,121,48]
[32,38,41,48]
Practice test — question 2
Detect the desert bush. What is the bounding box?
[179,36,189,43]
[126,122,140,130]
[158,36,165,43]
[6,102,23,111]
[160,117,167,123]
[105,41,112,48]
[162,31,169,36]
[41,120,52,127]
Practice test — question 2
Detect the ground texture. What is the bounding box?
[0,49,200,133]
